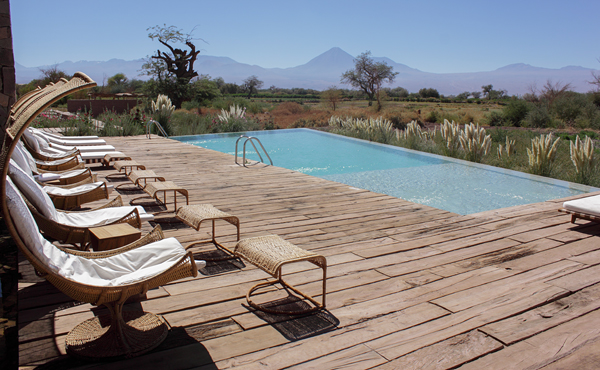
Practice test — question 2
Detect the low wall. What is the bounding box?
[67,99,139,117]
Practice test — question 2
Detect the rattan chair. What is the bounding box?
[13,141,95,185]
[9,159,147,249]
[559,194,600,224]
[0,73,201,360]
[5,178,199,359]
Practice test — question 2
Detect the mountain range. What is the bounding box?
[15,47,599,96]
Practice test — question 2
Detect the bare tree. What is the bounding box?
[322,86,342,111]
[148,25,201,81]
[243,75,263,98]
[341,51,398,111]
[589,58,600,92]
[540,80,572,108]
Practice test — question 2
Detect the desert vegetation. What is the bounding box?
[21,24,600,187]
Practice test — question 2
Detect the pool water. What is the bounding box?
[173,129,596,215]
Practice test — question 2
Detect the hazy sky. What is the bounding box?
[11,0,600,73]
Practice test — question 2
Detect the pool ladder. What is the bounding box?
[146,119,169,139]
[235,135,273,167]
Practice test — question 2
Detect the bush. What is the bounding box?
[98,111,145,136]
[524,105,552,128]
[425,110,440,123]
[502,99,530,127]
[169,111,212,136]
[552,92,587,125]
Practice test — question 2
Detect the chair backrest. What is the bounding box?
[8,159,58,220]
[5,177,63,272]
[11,142,36,176]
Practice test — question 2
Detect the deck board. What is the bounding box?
[16,133,600,369]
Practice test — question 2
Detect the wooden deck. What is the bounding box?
[17,134,600,369]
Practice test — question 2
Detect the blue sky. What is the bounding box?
[11,0,600,73]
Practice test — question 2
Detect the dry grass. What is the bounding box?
[260,100,504,129]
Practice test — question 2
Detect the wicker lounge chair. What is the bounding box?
[559,195,600,223]
[9,160,151,249]
[5,177,201,359]
[12,142,95,185]
[24,129,116,156]
[1,72,203,360]
[31,128,107,146]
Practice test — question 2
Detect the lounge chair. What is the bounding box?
[1,72,204,359]
[11,158,113,210]
[25,128,116,155]
[559,195,600,223]
[30,127,107,146]
[34,128,101,140]
[9,160,152,249]
[12,142,95,185]
[5,177,202,359]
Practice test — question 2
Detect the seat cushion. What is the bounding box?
[43,182,104,196]
[6,177,188,287]
[9,159,58,220]
[56,206,147,227]
[563,195,600,217]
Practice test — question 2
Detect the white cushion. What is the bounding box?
[34,156,79,166]
[36,128,99,140]
[46,136,107,147]
[563,195,600,217]
[35,173,61,182]
[80,151,125,161]
[34,168,88,183]
[22,130,40,152]
[59,237,188,286]
[56,206,147,227]
[12,143,35,176]
[43,182,104,196]
[6,178,194,286]
[9,160,58,220]
[5,178,62,272]
[50,143,116,153]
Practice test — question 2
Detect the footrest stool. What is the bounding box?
[116,170,165,190]
[106,160,146,182]
[176,204,240,260]
[130,180,188,214]
[234,234,326,315]
[102,152,132,167]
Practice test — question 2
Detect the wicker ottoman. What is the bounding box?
[234,234,327,314]
[105,160,146,182]
[176,204,240,260]
[116,170,166,190]
[130,180,188,214]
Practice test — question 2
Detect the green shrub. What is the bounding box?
[502,99,530,127]
[98,111,145,136]
[524,105,552,128]
[425,110,440,123]
[485,111,505,127]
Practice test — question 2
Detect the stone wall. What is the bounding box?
[0,0,14,131]
[67,99,140,117]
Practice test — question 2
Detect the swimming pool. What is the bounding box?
[173,129,597,215]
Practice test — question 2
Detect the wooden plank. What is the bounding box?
[365,282,568,361]
[458,308,600,370]
[538,338,600,370]
[546,264,600,292]
[369,330,502,370]
[213,303,448,369]
[481,283,600,345]
[286,344,387,370]
[432,260,582,312]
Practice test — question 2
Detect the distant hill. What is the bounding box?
[16,48,600,96]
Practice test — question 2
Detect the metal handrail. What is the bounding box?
[235,135,273,167]
[146,119,169,139]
